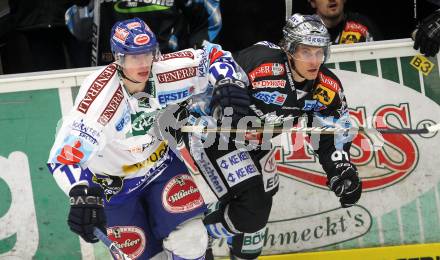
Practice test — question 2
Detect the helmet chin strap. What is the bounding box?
[293,66,307,82]
[286,52,307,82]
[114,61,144,84]
[116,67,147,94]
[119,69,143,84]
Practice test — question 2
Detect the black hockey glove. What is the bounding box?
[414,10,440,57]
[326,161,362,208]
[209,78,251,124]
[68,185,106,243]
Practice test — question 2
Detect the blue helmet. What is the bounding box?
[110,17,160,60]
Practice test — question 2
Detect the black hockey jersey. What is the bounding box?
[233,41,353,174]
[328,12,383,44]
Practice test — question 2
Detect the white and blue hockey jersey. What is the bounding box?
[47,43,246,197]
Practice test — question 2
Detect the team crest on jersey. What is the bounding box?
[107,226,146,259]
[162,174,204,213]
[130,110,158,136]
[340,31,362,44]
[340,21,368,44]
[313,84,336,105]
[92,175,124,202]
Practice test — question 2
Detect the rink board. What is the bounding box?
[1,39,440,259]
[260,242,440,260]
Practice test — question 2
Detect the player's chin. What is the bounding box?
[136,71,150,82]
[305,69,319,80]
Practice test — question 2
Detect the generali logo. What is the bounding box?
[275,104,419,192]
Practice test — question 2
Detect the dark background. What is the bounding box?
[217,0,440,52]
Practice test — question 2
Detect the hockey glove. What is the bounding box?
[414,10,440,57]
[68,185,106,243]
[327,161,362,208]
[209,78,251,124]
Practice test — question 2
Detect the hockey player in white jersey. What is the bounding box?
[47,17,250,259]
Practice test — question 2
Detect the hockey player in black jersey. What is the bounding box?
[185,13,362,260]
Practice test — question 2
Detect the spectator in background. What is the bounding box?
[1,0,91,74]
[73,0,221,66]
[308,0,383,44]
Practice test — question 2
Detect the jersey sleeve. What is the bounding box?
[188,42,248,115]
[203,42,248,84]
[46,112,106,195]
[310,68,355,174]
[46,68,114,195]
[46,115,105,195]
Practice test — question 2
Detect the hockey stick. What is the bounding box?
[181,123,440,135]
[93,227,132,260]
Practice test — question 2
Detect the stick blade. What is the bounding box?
[427,123,440,133]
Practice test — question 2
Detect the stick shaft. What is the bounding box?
[93,227,132,260]
[181,125,438,135]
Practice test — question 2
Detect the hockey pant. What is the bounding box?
[185,132,279,259]
[91,151,208,259]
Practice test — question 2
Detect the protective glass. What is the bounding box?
[117,52,155,69]
[292,45,327,63]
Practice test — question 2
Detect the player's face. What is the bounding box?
[310,0,345,19]
[292,45,325,80]
[122,53,154,83]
